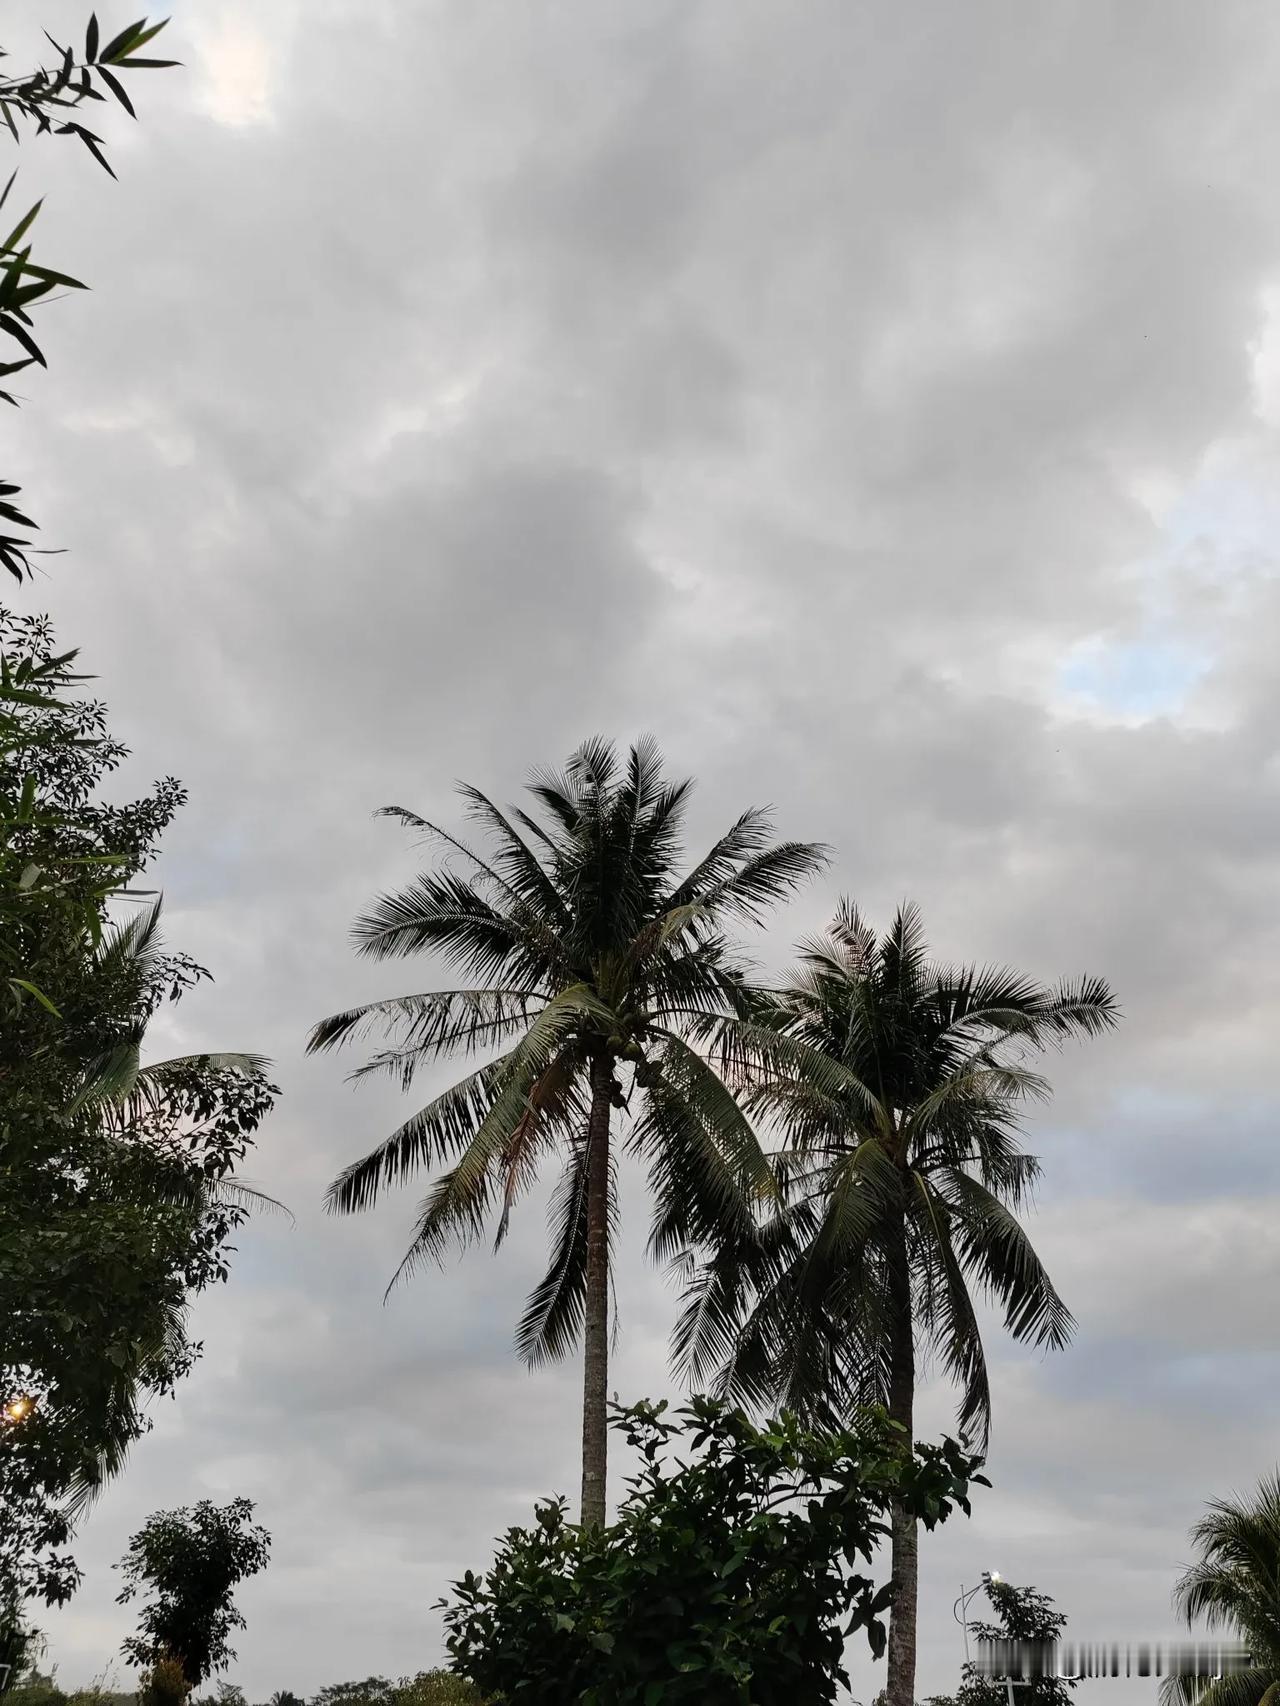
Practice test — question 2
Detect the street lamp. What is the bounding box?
[954,1571,1001,1662]
[2,1394,35,1424]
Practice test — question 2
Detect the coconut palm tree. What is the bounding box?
[1164,1473,1280,1706]
[674,901,1117,1706]
[72,899,288,1224]
[308,736,826,1526]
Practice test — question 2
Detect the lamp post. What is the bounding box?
[954,1570,1001,1661]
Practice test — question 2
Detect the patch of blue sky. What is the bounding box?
[1041,1086,1280,1204]
[1054,454,1280,717]
[1056,635,1211,718]
[1157,465,1280,573]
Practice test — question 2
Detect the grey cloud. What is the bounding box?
[13,0,1280,1696]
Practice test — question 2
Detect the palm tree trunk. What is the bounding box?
[579,1054,614,1529]
[885,1211,917,1706]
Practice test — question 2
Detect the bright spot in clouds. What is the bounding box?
[195,14,274,127]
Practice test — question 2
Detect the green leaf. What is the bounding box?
[98,17,148,63]
[13,262,88,291]
[61,123,117,178]
[8,977,60,1016]
[95,64,135,117]
[1,200,42,254]
[111,18,170,59]
[86,12,100,61]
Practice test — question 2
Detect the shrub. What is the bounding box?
[441,1396,984,1706]
[137,1661,187,1706]
[5,1669,64,1706]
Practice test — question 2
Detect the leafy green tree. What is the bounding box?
[441,1394,984,1705]
[117,1499,271,1692]
[309,1683,393,1706]
[308,1683,485,1706]
[0,14,173,582]
[0,629,131,1017]
[1164,1471,1280,1706]
[391,1675,486,1706]
[676,902,1117,1706]
[928,1578,1075,1706]
[3,1663,63,1706]
[310,736,825,1526]
[0,614,277,1613]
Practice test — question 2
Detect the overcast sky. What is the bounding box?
[16,0,1280,1698]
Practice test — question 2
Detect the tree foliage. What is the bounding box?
[392,1677,486,1706]
[139,1659,191,1706]
[0,623,131,1016]
[2,1665,62,1706]
[0,14,174,582]
[117,1499,271,1690]
[441,1395,985,1706]
[0,614,277,1613]
[928,1578,1076,1706]
[309,1679,483,1706]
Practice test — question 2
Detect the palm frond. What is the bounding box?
[1160,1672,1278,1706]
[695,840,830,927]
[306,987,538,1065]
[375,989,606,1279]
[945,1172,1074,1350]
[326,1055,513,1213]
[94,895,166,980]
[75,1047,269,1123]
[376,802,556,929]
[457,784,572,927]
[512,1137,619,1367]
[879,900,930,998]
[209,1177,295,1223]
[350,868,559,981]
[665,808,779,910]
[909,1169,991,1448]
[493,1047,585,1249]
[632,1045,770,1266]
[514,1145,590,1367]
[810,1138,901,1266]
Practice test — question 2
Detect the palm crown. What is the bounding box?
[1166,1473,1280,1706]
[308,736,826,1522]
[677,900,1117,1446]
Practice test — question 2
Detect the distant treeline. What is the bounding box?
[6,1673,483,1706]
